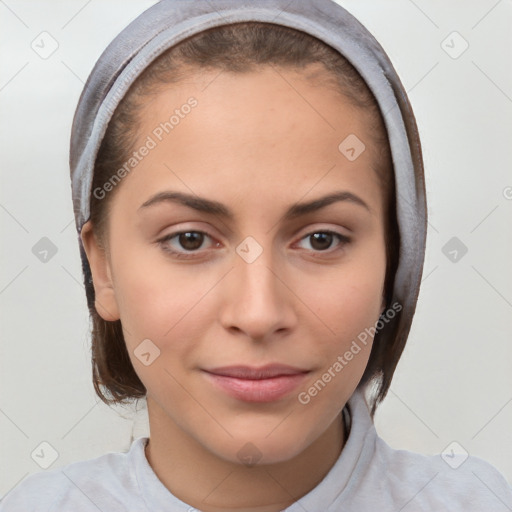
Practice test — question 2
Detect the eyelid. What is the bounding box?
[157,222,219,243]
[294,223,351,239]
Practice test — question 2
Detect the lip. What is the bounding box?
[202,364,310,402]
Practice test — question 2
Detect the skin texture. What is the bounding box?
[81,65,387,511]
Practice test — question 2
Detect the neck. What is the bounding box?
[144,398,346,512]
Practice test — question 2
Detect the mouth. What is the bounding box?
[202,364,310,402]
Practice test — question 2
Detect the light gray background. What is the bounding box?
[1,0,511,498]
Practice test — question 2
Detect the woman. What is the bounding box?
[2,0,511,510]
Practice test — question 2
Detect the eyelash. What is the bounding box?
[156,229,351,260]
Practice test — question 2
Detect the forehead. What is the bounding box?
[115,66,385,217]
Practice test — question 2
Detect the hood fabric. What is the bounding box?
[69,0,428,409]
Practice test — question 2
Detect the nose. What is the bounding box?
[218,250,297,341]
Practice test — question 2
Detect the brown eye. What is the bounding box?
[296,230,350,253]
[310,232,334,251]
[158,230,218,259]
[177,232,205,251]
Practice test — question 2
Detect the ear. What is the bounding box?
[80,220,120,322]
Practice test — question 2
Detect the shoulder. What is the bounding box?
[0,438,146,512]
[371,437,512,510]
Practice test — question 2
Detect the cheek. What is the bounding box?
[297,243,386,405]
[305,249,386,340]
[111,247,222,363]
[295,255,385,413]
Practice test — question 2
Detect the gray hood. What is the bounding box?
[69,0,427,412]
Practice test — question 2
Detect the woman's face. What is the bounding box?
[82,64,387,464]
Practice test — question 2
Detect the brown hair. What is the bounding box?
[84,22,400,416]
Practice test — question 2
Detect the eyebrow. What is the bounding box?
[138,190,372,220]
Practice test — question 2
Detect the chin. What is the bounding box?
[205,430,313,467]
